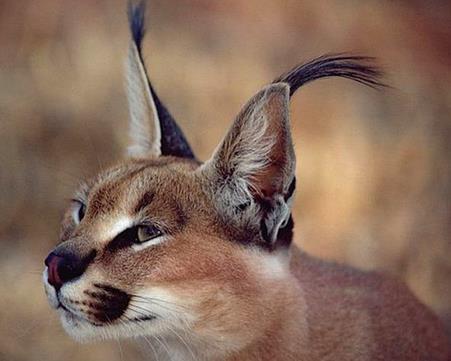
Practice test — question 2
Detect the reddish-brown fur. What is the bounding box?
[42,3,450,360]
[45,157,449,360]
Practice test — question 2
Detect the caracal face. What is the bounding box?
[43,157,273,343]
[43,1,391,355]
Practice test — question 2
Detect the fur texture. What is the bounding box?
[127,1,195,159]
[42,2,450,360]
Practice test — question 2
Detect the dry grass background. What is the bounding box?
[0,0,450,360]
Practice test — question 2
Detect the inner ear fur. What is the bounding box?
[202,83,295,246]
[126,40,162,158]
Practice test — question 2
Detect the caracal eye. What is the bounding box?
[136,224,162,244]
[130,224,165,251]
[71,200,86,224]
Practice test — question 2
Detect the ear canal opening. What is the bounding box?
[259,195,291,245]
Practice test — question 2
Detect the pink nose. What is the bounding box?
[44,249,97,290]
[44,253,64,290]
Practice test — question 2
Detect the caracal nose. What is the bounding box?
[44,252,65,290]
[44,249,96,290]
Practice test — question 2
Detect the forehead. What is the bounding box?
[80,158,201,217]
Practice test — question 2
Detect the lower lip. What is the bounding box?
[58,303,80,321]
[61,308,88,329]
[58,302,69,312]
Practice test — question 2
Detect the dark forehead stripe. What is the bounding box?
[89,182,120,217]
[133,191,154,214]
[88,164,151,217]
[172,199,188,230]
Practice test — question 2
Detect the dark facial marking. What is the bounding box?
[83,284,131,323]
[89,182,119,218]
[134,191,154,214]
[104,226,141,252]
[172,200,188,230]
[87,165,151,218]
[130,315,156,323]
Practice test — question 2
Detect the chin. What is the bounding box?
[59,307,164,343]
[59,309,104,343]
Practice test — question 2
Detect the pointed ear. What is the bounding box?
[126,39,161,157]
[202,83,296,246]
[125,2,195,159]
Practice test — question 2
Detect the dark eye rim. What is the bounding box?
[106,223,164,252]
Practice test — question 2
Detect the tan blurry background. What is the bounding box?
[0,0,450,360]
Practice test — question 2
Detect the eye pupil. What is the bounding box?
[78,203,86,221]
[136,225,162,243]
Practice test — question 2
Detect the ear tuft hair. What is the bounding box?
[274,54,386,96]
[128,1,146,53]
[126,1,196,159]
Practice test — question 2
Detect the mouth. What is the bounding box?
[44,274,163,340]
[44,271,132,327]
[55,298,102,328]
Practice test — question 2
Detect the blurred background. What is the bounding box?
[0,0,450,360]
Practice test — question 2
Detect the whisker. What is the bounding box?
[115,333,124,361]
[127,304,158,320]
[140,333,160,361]
[166,324,196,361]
[129,294,189,311]
[131,296,193,334]
[130,298,183,315]
[153,334,172,361]
[128,302,156,315]
[122,314,167,361]
[127,301,194,360]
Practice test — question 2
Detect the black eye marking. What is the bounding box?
[106,227,138,252]
[106,224,163,252]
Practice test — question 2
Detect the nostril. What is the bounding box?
[44,249,97,290]
[45,252,64,290]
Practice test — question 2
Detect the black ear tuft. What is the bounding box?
[127,1,196,159]
[274,54,387,96]
[128,1,146,53]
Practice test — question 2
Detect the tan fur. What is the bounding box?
[43,155,449,360]
[42,5,450,360]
